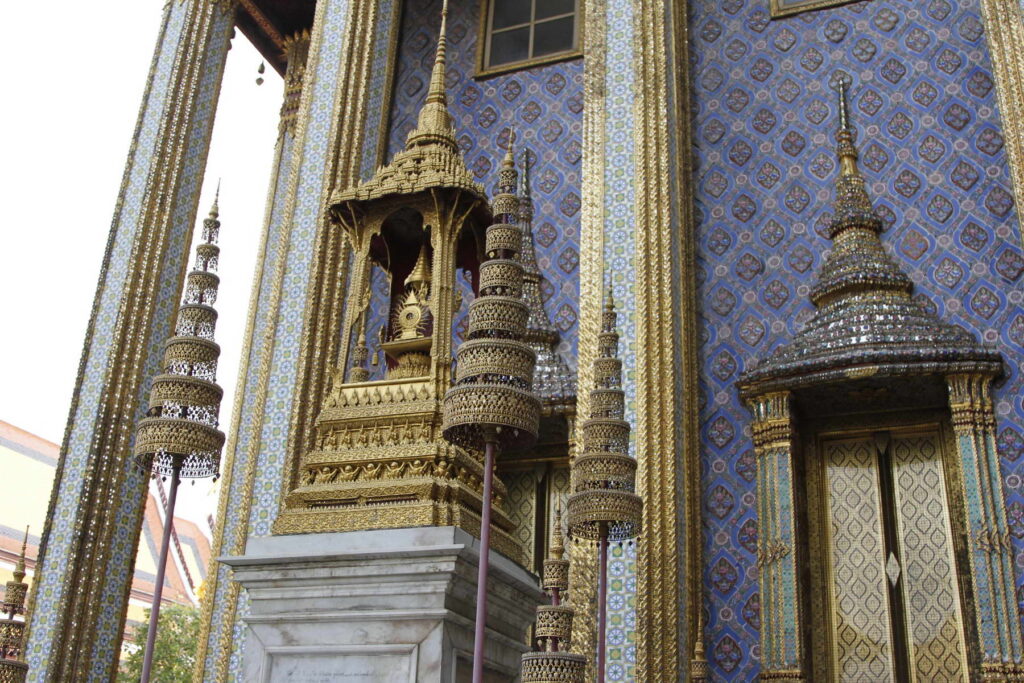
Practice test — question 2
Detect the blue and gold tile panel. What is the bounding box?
[690,0,1024,678]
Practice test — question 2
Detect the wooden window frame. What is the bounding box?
[475,0,583,79]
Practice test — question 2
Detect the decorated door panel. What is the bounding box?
[817,429,968,682]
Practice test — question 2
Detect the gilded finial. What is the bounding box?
[835,81,859,178]
[426,0,449,107]
[405,240,432,287]
[689,609,709,681]
[837,81,850,132]
[13,527,27,582]
[549,502,565,560]
[503,126,516,168]
[520,150,531,198]
[349,308,371,383]
[210,180,221,218]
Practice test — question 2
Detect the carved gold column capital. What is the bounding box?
[947,372,997,432]
[280,31,311,137]
[747,391,793,456]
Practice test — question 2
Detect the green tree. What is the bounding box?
[118,603,200,682]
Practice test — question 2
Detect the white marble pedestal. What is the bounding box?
[221,526,543,683]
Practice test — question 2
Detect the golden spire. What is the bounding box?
[689,610,709,681]
[549,503,564,560]
[566,288,642,541]
[426,0,448,107]
[523,500,585,681]
[407,0,457,150]
[13,527,27,583]
[503,126,516,169]
[207,179,221,220]
[405,241,432,287]
[1,525,30,671]
[349,309,371,383]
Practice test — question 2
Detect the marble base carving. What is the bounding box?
[222,526,543,682]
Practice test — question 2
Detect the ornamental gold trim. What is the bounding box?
[769,0,863,19]
[981,0,1024,251]
[571,0,607,673]
[194,0,365,678]
[634,0,695,679]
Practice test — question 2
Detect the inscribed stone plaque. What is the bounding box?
[269,652,413,682]
[770,0,865,18]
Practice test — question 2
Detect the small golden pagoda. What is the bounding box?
[520,507,586,682]
[274,0,523,560]
[0,529,30,683]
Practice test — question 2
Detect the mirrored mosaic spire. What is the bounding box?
[740,82,1001,393]
[0,527,30,681]
[518,151,576,412]
[134,192,226,479]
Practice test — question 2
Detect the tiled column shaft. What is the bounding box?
[980,0,1024,250]
[575,0,695,680]
[192,1,401,679]
[23,1,234,681]
[573,1,638,679]
[948,372,1024,677]
[192,31,307,683]
[632,0,697,680]
[748,392,804,681]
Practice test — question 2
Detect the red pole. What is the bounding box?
[140,462,180,683]
[471,440,497,683]
[597,524,609,683]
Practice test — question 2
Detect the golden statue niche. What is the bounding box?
[273,2,523,561]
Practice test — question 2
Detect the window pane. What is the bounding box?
[532,16,574,57]
[490,26,531,67]
[493,0,531,29]
[536,0,575,20]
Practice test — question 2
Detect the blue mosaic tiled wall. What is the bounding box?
[690,0,1024,678]
[385,0,582,361]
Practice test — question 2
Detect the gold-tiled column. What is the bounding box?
[24,1,235,680]
[747,392,805,681]
[574,0,697,679]
[947,372,1024,679]
[980,0,1024,249]
[193,0,399,676]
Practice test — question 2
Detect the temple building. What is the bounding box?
[0,421,211,646]
[15,0,1024,680]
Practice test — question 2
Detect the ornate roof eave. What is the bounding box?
[738,353,1003,400]
[328,147,488,207]
[738,82,1003,400]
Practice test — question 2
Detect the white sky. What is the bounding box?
[0,1,283,527]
